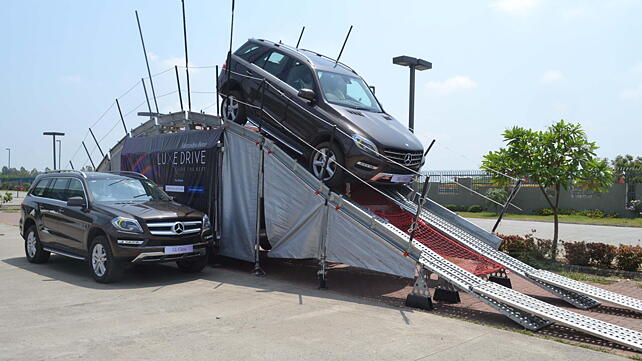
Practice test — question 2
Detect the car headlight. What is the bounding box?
[111,217,143,233]
[202,214,212,229]
[352,134,378,154]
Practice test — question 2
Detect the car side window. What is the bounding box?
[253,51,291,80]
[67,178,85,199]
[283,60,314,91]
[235,42,263,61]
[30,179,50,197]
[43,178,70,201]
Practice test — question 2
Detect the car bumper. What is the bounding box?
[345,148,422,184]
[109,230,214,263]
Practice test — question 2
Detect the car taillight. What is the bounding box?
[222,61,228,70]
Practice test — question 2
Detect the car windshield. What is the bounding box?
[88,177,171,203]
[316,70,382,113]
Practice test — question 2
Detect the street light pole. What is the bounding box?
[56,140,62,169]
[5,148,10,169]
[393,56,432,133]
[43,132,65,170]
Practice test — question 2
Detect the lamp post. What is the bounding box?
[392,55,432,133]
[5,148,9,169]
[56,140,62,169]
[43,132,65,170]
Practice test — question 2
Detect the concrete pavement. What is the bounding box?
[0,223,632,360]
[468,218,642,246]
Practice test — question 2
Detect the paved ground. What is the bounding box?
[0,222,638,360]
[468,218,642,246]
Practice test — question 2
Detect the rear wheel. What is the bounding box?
[24,226,50,264]
[176,255,208,273]
[222,91,247,125]
[309,141,345,188]
[89,236,122,283]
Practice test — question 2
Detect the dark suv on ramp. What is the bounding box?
[19,171,214,283]
[218,39,424,187]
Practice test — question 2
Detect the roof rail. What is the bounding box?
[43,169,87,178]
[106,171,148,180]
[298,48,357,74]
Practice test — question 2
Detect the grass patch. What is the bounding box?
[456,211,642,227]
[0,208,19,213]
[557,271,617,285]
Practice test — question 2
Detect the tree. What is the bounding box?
[482,120,613,259]
[612,154,642,183]
[486,188,508,214]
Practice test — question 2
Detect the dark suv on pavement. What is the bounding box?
[218,38,424,187]
[20,171,214,283]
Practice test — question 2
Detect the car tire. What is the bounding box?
[176,255,208,273]
[309,141,346,188]
[222,91,247,125]
[88,235,122,283]
[24,225,50,264]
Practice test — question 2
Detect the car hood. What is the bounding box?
[94,201,202,221]
[335,107,424,151]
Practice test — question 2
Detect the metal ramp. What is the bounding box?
[383,187,642,313]
[330,194,642,352]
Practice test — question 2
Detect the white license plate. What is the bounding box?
[391,174,414,183]
[164,245,194,255]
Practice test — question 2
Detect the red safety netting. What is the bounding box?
[374,208,504,276]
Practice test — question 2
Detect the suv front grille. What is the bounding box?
[146,220,202,236]
[382,149,423,167]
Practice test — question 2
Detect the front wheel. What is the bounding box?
[221,91,247,125]
[176,255,208,273]
[309,141,346,189]
[25,225,50,264]
[89,236,122,283]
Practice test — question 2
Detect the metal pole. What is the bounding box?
[69,160,75,170]
[175,66,184,111]
[296,26,305,48]
[115,99,128,136]
[226,0,235,84]
[181,0,191,111]
[215,65,220,117]
[409,65,416,133]
[88,128,105,158]
[52,135,57,170]
[5,148,9,169]
[57,140,62,169]
[135,10,159,113]
[253,135,266,276]
[406,176,430,255]
[82,141,96,170]
[334,25,353,67]
[141,78,152,120]
[492,179,523,233]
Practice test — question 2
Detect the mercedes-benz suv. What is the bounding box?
[19,171,214,283]
[218,38,424,187]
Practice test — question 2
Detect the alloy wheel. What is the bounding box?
[312,148,337,181]
[26,231,37,258]
[92,244,107,277]
[223,96,239,122]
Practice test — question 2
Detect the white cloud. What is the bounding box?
[540,69,564,84]
[620,83,642,100]
[489,0,542,14]
[426,76,477,95]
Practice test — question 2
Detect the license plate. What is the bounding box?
[164,245,194,255]
[391,174,414,183]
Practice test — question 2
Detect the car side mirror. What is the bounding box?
[67,196,86,208]
[297,88,315,102]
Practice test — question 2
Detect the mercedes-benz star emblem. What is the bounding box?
[172,222,185,235]
[404,153,413,165]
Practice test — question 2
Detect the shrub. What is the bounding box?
[498,234,551,262]
[586,243,617,268]
[467,205,483,213]
[444,204,466,212]
[563,241,591,266]
[615,245,642,271]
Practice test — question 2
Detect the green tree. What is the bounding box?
[486,188,509,214]
[612,154,642,183]
[482,120,613,259]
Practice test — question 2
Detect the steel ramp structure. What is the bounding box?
[382,186,642,313]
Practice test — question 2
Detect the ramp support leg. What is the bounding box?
[433,277,461,303]
[253,136,266,277]
[405,266,433,310]
[488,269,512,289]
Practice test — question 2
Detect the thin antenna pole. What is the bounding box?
[69,160,75,170]
[88,128,105,158]
[175,66,184,111]
[135,10,159,113]
[141,78,152,120]
[82,141,96,170]
[115,99,128,136]
[181,0,191,111]
[226,0,235,84]
[296,26,305,48]
[335,25,353,67]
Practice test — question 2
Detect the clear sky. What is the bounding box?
[2,0,641,171]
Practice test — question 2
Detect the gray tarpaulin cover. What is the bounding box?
[263,152,324,259]
[325,207,416,278]
[219,130,259,262]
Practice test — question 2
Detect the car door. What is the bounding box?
[55,178,91,253]
[28,178,53,244]
[39,177,70,250]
